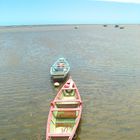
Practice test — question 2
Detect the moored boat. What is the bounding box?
[46,78,82,140]
[50,58,70,81]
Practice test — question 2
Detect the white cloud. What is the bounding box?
[97,0,140,4]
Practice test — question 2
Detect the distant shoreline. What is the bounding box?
[0,24,139,33]
[0,23,140,28]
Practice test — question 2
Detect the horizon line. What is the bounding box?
[0,23,139,28]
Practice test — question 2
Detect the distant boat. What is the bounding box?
[74,26,78,29]
[115,25,119,28]
[103,24,107,27]
[46,77,82,140]
[50,57,70,81]
[120,27,124,29]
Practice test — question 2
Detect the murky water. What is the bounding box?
[0,25,140,140]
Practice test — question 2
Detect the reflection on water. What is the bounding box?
[0,25,140,140]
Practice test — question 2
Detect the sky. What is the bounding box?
[0,0,140,26]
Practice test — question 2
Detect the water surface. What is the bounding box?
[0,25,140,140]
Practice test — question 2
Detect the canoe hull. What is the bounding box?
[51,73,69,81]
[46,78,82,140]
[50,58,70,81]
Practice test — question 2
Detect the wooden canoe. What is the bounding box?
[46,78,82,140]
[50,58,70,81]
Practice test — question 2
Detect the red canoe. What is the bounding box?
[46,78,82,140]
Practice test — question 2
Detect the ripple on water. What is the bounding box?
[0,25,140,140]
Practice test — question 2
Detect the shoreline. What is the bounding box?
[0,24,139,33]
[0,23,139,28]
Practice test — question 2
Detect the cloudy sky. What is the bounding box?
[0,0,140,26]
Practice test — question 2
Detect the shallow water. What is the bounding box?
[0,25,140,140]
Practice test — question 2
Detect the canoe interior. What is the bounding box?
[49,137,69,140]
[58,89,77,100]
[49,110,79,134]
[51,66,69,73]
[51,58,70,75]
[49,138,69,140]
[55,89,80,108]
